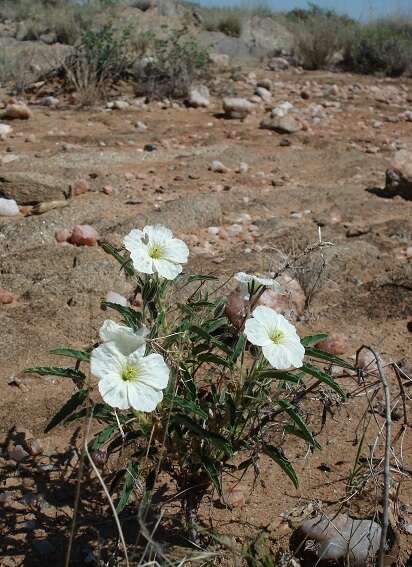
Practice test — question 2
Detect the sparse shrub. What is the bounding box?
[26,225,352,542]
[0,46,46,93]
[343,23,412,76]
[129,0,153,12]
[217,13,242,37]
[288,3,355,70]
[203,8,243,37]
[134,28,210,99]
[62,26,133,104]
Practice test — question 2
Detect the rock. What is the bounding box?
[226,223,242,237]
[0,172,66,203]
[39,96,59,108]
[255,86,272,102]
[102,185,113,195]
[28,439,43,457]
[257,78,272,91]
[258,274,305,320]
[295,514,381,566]
[0,197,19,216]
[144,143,157,152]
[237,162,249,174]
[346,224,370,237]
[210,160,229,173]
[315,333,348,355]
[271,101,294,118]
[8,444,29,462]
[261,115,301,134]
[0,123,12,139]
[111,100,129,110]
[209,53,229,67]
[135,120,147,132]
[55,228,72,243]
[2,103,32,120]
[68,225,99,247]
[268,56,290,71]
[70,179,90,197]
[406,246,412,258]
[301,89,310,100]
[225,288,247,328]
[356,347,384,372]
[385,150,412,199]
[222,486,246,509]
[0,288,16,304]
[223,97,254,119]
[105,291,128,307]
[188,85,210,108]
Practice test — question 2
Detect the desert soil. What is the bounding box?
[0,66,412,565]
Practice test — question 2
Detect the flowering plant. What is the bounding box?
[26,225,353,541]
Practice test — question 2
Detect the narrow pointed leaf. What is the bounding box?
[100,241,135,276]
[263,444,299,488]
[301,334,328,347]
[171,415,232,456]
[50,348,90,362]
[45,389,88,432]
[278,400,320,449]
[301,362,345,397]
[165,394,208,420]
[116,463,140,513]
[304,347,354,371]
[25,366,86,381]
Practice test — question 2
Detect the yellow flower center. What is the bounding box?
[270,330,284,344]
[121,364,139,382]
[148,244,164,260]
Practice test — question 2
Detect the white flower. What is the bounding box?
[244,305,304,370]
[99,319,148,356]
[123,225,189,280]
[91,342,169,412]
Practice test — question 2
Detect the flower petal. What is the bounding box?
[153,258,182,280]
[133,352,170,389]
[127,381,163,412]
[244,318,272,347]
[123,229,144,252]
[164,238,189,264]
[234,272,253,284]
[282,338,305,368]
[262,344,291,370]
[143,225,174,243]
[99,320,147,356]
[99,377,130,410]
[90,343,125,380]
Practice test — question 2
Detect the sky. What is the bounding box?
[197,0,412,20]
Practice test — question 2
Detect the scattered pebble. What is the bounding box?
[0,288,16,304]
[70,179,90,197]
[68,225,99,247]
[0,197,20,216]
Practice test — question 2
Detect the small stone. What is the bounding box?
[268,57,289,71]
[209,53,229,67]
[188,85,210,108]
[257,78,272,91]
[226,224,242,237]
[55,228,72,243]
[2,103,32,120]
[144,143,157,152]
[102,185,113,195]
[9,444,29,462]
[39,96,59,108]
[255,86,272,103]
[222,486,246,509]
[261,115,301,134]
[406,246,412,258]
[0,197,20,216]
[208,226,220,236]
[315,333,348,355]
[346,225,370,237]
[69,225,99,247]
[271,101,294,117]
[385,150,412,199]
[28,439,43,457]
[237,162,249,174]
[105,291,128,307]
[0,123,12,139]
[70,179,90,197]
[0,288,16,304]
[135,121,147,132]
[111,100,129,110]
[223,97,254,119]
[210,160,229,173]
[301,90,310,100]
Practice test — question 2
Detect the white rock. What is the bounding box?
[237,162,249,174]
[40,96,59,107]
[0,197,19,216]
[227,224,242,237]
[255,86,272,103]
[135,121,147,132]
[208,226,220,236]
[268,57,290,71]
[0,123,12,139]
[223,97,254,118]
[110,100,129,110]
[271,101,294,118]
[210,160,229,173]
[188,85,210,108]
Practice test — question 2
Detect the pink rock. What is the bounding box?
[71,179,90,197]
[55,228,72,243]
[222,486,246,509]
[315,333,348,355]
[258,274,305,320]
[102,184,113,195]
[2,104,32,120]
[0,288,16,304]
[356,347,384,371]
[69,225,99,247]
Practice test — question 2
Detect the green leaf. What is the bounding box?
[263,444,299,488]
[116,462,140,513]
[49,348,90,362]
[301,361,346,397]
[202,458,222,494]
[89,424,117,452]
[197,353,231,368]
[25,366,86,382]
[100,241,135,276]
[101,302,143,330]
[304,347,354,370]
[165,395,208,420]
[278,400,320,449]
[171,415,233,456]
[45,389,88,433]
[189,325,211,342]
[301,334,328,347]
[187,274,219,283]
[255,369,300,384]
[230,334,246,363]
